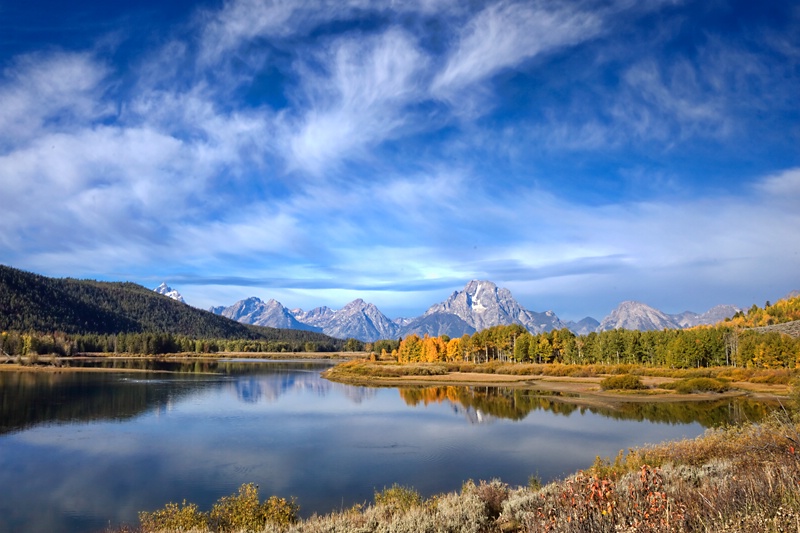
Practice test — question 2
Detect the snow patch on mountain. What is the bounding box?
[154,282,186,304]
[214,297,321,332]
[422,280,565,334]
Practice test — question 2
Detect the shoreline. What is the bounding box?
[1,353,791,404]
[323,369,788,405]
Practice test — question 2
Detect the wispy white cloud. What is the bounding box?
[284,28,429,174]
[615,59,728,143]
[0,51,112,148]
[432,1,601,110]
[196,0,463,65]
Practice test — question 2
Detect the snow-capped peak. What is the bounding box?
[154,282,186,304]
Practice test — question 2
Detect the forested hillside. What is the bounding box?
[726,295,800,328]
[0,265,342,352]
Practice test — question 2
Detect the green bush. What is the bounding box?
[374,484,422,515]
[139,500,208,532]
[209,483,298,531]
[139,483,297,533]
[664,377,729,394]
[599,374,646,391]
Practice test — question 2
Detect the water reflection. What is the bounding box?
[1,362,777,437]
[399,386,778,427]
[0,360,782,533]
[0,359,378,435]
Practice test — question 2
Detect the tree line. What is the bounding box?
[385,325,798,368]
[380,295,800,369]
[0,330,343,357]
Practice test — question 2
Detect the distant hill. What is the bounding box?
[0,265,341,346]
[564,317,600,335]
[725,291,800,332]
[597,301,679,331]
[596,302,742,332]
[749,320,800,338]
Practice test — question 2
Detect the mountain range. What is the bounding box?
[203,280,743,342]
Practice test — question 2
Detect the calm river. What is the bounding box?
[0,359,776,532]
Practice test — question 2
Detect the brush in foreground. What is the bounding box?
[132,415,800,533]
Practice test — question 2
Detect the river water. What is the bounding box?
[0,359,776,532]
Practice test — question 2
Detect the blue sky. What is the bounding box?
[1,0,798,321]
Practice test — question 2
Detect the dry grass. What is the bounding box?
[498,414,800,532]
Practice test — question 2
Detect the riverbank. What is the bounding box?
[130,414,800,532]
[323,360,793,404]
[0,351,359,372]
[2,355,792,404]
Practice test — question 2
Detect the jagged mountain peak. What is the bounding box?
[214,296,320,333]
[326,299,400,341]
[598,301,679,332]
[153,282,186,304]
[422,280,564,334]
[341,298,369,310]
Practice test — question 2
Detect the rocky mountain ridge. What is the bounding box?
[154,282,185,304]
[216,297,321,332]
[205,280,743,342]
[421,280,566,334]
[291,299,400,341]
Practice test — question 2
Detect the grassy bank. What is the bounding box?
[326,360,796,383]
[0,352,364,373]
[125,413,800,532]
[323,361,793,401]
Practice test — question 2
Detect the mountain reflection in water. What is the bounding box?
[1,359,381,434]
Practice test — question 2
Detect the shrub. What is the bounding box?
[374,484,422,515]
[599,374,646,391]
[749,369,793,385]
[432,490,489,533]
[461,479,509,520]
[665,377,729,394]
[139,500,208,532]
[139,484,297,533]
[209,483,298,531]
[717,367,754,382]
